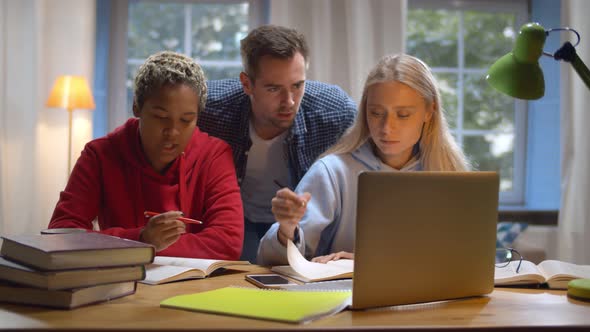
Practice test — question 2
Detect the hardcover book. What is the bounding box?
[0,280,136,309]
[0,256,145,290]
[0,233,154,270]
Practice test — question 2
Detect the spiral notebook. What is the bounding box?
[160,286,351,324]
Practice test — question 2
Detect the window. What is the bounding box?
[406,0,528,204]
[99,0,266,131]
[125,0,265,117]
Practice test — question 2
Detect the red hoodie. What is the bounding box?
[49,118,244,260]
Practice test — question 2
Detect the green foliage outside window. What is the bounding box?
[407,7,520,192]
[126,1,249,116]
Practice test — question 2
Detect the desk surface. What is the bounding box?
[1,265,590,331]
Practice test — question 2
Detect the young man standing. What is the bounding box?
[198,25,357,263]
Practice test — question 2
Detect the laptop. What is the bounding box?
[350,171,499,309]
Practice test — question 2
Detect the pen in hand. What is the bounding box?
[143,211,203,224]
[274,180,307,207]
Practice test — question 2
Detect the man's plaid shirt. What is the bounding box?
[198,79,357,188]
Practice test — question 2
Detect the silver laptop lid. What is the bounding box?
[351,171,499,309]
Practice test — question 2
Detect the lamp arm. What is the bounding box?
[571,54,590,90]
[554,42,590,91]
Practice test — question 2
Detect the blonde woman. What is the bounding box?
[258,53,470,266]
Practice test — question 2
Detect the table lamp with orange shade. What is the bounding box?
[46,75,95,175]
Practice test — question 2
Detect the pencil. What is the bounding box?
[143,211,203,224]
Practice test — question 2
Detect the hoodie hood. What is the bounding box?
[350,140,422,172]
[107,118,204,225]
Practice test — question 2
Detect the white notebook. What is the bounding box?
[271,240,353,283]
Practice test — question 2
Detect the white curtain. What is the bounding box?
[558,0,590,264]
[269,0,406,102]
[0,0,95,237]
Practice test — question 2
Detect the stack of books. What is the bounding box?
[0,232,154,309]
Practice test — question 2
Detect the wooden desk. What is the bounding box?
[1,265,590,331]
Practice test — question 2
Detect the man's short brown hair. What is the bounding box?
[240,25,309,80]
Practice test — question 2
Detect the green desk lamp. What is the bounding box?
[487,22,590,301]
[486,22,590,100]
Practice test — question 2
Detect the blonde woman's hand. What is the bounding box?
[271,188,311,246]
[312,251,355,264]
[140,211,186,252]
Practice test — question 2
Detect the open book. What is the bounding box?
[494,259,590,289]
[141,256,250,285]
[161,286,351,324]
[271,240,353,283]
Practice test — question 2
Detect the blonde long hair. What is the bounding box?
[323,54,470,171]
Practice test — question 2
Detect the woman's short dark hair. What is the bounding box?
[134,51,207,112]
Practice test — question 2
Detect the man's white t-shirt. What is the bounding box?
[240,123,289,224]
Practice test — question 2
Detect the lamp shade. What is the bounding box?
[46,75,96,110]
[486,23,547,100]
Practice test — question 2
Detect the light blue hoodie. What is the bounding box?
[257,141,421,266]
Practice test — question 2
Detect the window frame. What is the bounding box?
[106,0,267,132]
[408,0,529,205]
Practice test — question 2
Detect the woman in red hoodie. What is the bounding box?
[49,51,244,260]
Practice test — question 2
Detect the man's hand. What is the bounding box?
[271,188,311,246]
[312,251,354,264]
[140,211,186,252]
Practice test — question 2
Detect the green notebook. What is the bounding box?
[160,286,352,324]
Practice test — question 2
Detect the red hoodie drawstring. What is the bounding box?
[179,152,187,215]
